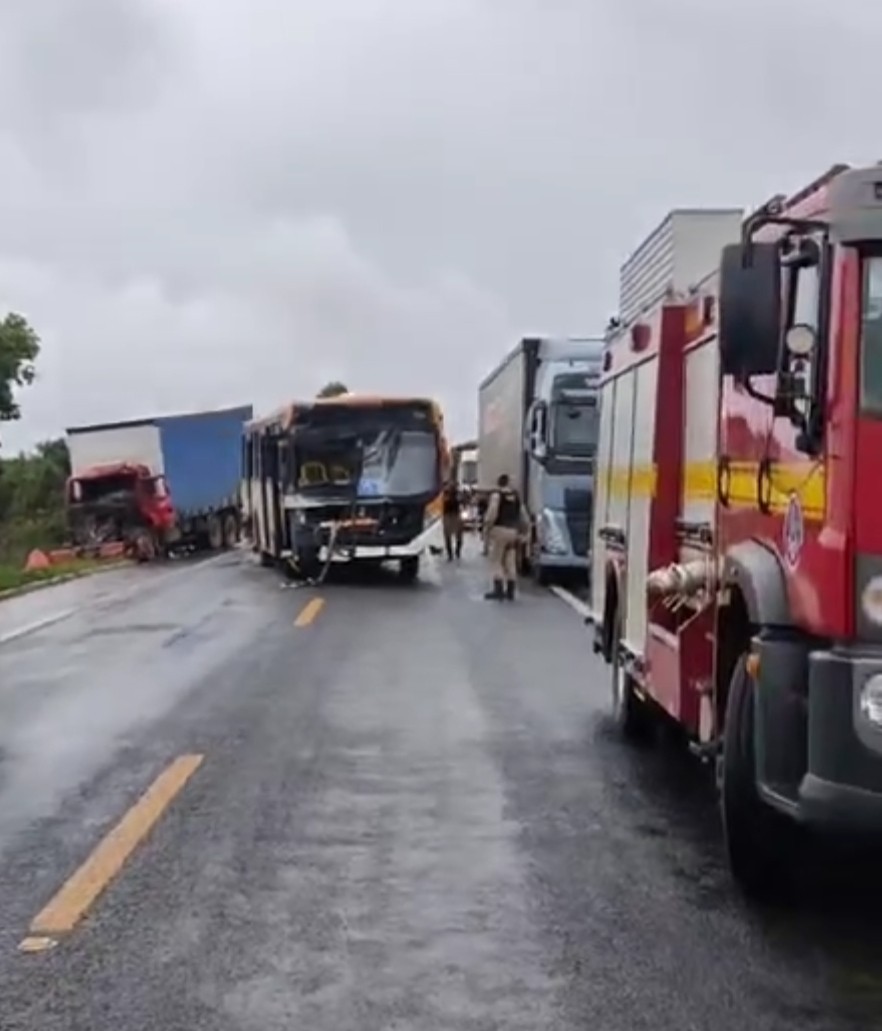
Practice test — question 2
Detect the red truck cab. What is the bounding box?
[67,462,175,556]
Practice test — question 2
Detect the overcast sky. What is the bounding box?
[0,0,879,451]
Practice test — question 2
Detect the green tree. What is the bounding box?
[317,380,349,398]
[0,438,70,562]
[0,313,40,423]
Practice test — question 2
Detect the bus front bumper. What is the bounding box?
[317,517,442,562]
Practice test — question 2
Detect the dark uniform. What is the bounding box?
[442,483,463,560]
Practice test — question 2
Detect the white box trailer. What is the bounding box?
[67,421,164,478]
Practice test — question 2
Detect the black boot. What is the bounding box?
[484,579,503,600]
[504,579,516,601]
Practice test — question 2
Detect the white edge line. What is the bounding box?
[0,551,233,647]
[0,608,77,646]
[549,585,593,622]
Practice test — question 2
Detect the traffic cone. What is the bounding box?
[24,549,51,571]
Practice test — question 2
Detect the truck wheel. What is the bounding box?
[208,515,223,551]
[610,607,653,741]
[132,530,157,563]
[222,512,239,549]
[399,556,420,583]
[532,558,553,587]
[721,653,797,902]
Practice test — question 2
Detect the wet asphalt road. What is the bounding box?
[0,545,881,1029]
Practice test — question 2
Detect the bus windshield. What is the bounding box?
[291,408,440,500]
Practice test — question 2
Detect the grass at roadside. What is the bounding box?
[0,557,117,595]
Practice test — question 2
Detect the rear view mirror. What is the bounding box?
[719,242,782,379]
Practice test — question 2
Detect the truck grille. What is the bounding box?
[564,488,592,558]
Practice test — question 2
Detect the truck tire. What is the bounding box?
[720,653,797,902]
[132,530,157,563]
[531,553,553,586]
[610,607,653,741]
[222,512,239,549]
[208,514,223,551]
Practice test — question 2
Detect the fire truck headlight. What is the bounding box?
[861,576,882,625]
[860,674,882,728]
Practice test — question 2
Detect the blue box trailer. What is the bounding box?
[156,405,253,551]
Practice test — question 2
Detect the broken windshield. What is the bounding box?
[293,426,439,500]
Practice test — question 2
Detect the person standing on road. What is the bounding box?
[483,473,527,601]
[442,480,464,561]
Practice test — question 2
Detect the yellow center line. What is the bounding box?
[294,596,325,627]
[22,753,204,944]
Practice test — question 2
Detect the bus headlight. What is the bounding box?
[860,675,882,728]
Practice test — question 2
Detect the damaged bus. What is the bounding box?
[243,394,449,583]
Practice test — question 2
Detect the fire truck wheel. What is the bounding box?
[610,609,653,741]
[721,654,796,902]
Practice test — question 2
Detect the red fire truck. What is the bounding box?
[591,164,882,898]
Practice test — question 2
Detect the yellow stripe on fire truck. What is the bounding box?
[600,460,825,520]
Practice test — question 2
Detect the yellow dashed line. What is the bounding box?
[21,754,204,945]
[294,596,325,627]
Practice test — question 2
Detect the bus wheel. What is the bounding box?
[610,607,653,741]
[399,556,420,583]
[721,653,797,902]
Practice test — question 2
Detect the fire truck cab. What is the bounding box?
[591,165,882,897]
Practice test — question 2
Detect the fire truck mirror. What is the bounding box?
[719,241,782,381]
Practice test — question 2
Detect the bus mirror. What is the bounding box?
[719,242,782,379]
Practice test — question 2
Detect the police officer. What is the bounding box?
[483,473,527,600]
[441,479,464,561]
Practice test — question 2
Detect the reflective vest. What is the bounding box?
[495,489,521,528]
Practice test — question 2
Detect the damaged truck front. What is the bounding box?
[66,422,175,561]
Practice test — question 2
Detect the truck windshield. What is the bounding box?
[861,255,882,415]
[552,399,599,456]
[75,474,138,504]
[459,459,478,485]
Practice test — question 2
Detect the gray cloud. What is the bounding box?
[2,0,882,451]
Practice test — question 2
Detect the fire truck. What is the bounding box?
[590,164,882,898]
